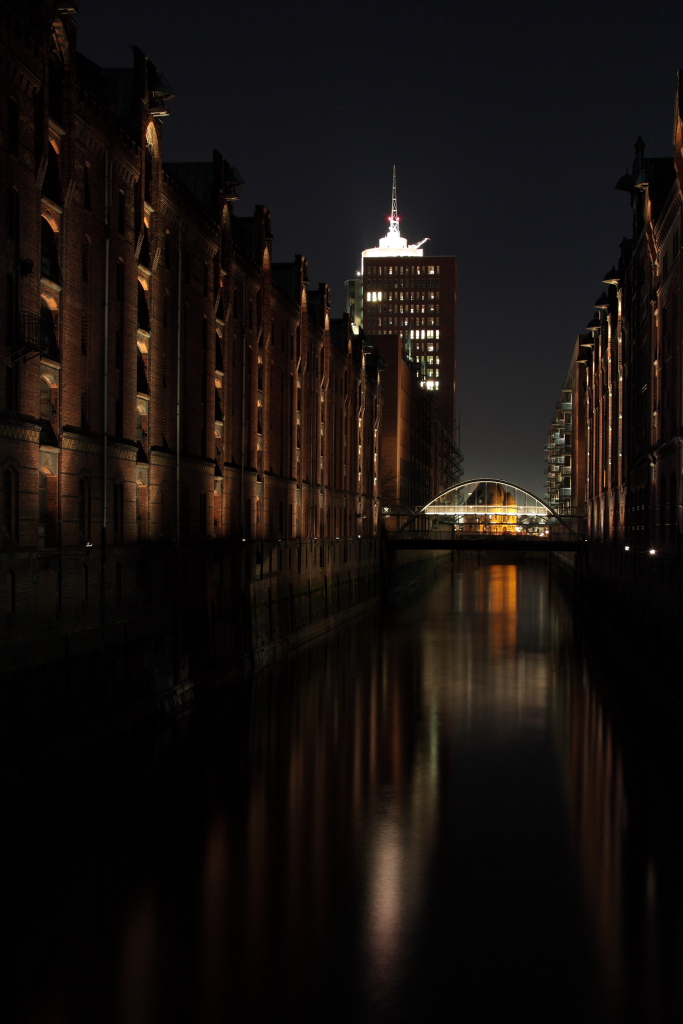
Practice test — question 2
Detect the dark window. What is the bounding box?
[40,378,51,420]
[8,98,19,156]
[137,282,150,332]
[137,348,149,395]
[3,468,18,539]
[215,334,224,372]
[81,313,88,355]
[40,300,59,360]
[80,391,88,431]
[203,262,209,297]
[139,225,150,269]
[118,190,125,234]
[116,260,124,301]
[164,232,171,269]
[41,218,60,283]
[42,145,62,204]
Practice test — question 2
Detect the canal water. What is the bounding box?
[4,560,683,1023]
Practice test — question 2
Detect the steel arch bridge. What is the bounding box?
[384,479,584,551]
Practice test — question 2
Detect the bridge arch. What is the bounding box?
[394,479,575,536]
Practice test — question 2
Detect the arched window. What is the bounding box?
[137,281,150,332]
[42,144,62,205]
[39,378,52,420]
[40,299,59,359]
[3,468,18,540]
[78,477,91,543]
[41,218,60,283]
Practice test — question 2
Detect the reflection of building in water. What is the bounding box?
[567,675,626,1017]
[236,627,439,1012]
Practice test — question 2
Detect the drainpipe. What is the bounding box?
[176,222,182,545]
[240,283,246,538]
[102,151,110,558]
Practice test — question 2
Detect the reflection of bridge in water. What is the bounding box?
[384,479,585,552]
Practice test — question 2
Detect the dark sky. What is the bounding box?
[77,0,683,496]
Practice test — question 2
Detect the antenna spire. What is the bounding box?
[388,165,400,237]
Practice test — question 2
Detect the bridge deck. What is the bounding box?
[386,537,581,552]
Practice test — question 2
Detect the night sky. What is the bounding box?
[78,0,683,496]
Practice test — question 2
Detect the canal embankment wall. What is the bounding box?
[0,539,446,781]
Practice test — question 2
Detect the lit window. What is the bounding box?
[428,265,435,274]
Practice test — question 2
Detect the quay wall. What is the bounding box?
[0,540,445,781]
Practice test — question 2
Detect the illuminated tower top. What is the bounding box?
[361,167,428,262]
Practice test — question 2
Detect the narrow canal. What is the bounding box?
[5,560,683,1023]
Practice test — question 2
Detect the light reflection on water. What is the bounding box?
[4,561,683,1023]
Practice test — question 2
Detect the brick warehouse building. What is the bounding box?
[0,0,384,744]
[548,81,683,550]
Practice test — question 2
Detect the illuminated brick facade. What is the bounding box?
[551,75,683,550]
[0,1,381,669]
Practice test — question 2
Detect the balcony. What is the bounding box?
[7,312,41,363]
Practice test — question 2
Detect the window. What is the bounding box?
[80,391,88,431]
[40,378,52,420]
[118,190,125,234]
[164,231,171,269]
[40,300,58,359]
[42,144,62,205]
[137,281,150,332]
[41,218,60,283]
[81,313,88,355]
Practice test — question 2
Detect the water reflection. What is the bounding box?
[3,560,683,1023]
